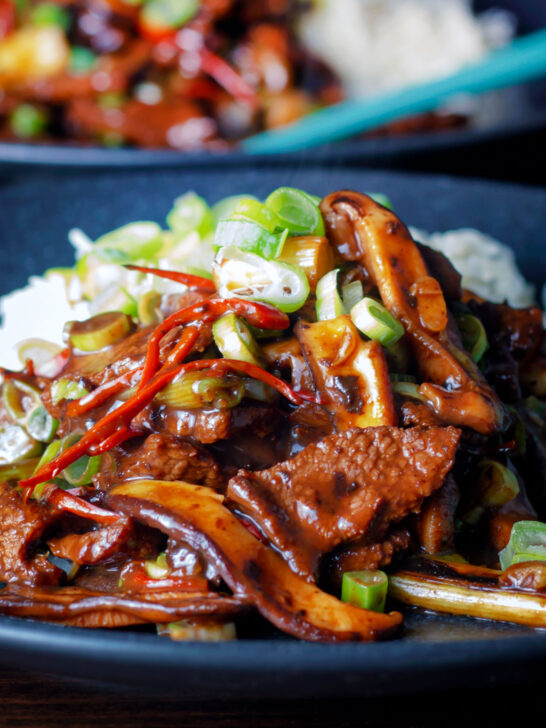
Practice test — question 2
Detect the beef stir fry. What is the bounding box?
[1,187,545,642]
[0,0,339,148]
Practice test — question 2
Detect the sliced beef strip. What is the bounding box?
[323,527,411,590]
[99,432,225,490]
[133,403,282,445]
[48,518,136,566]
[108,480,402,642]
[0,483,61,585]
[228,426,460,580]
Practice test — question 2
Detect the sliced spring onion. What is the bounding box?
[212,313,264,366]
[499,521,546,571]
[0,424,42,464]
[10,104,48,139]
[278,236,334,290]
[166,192,214,238]
[456,314,488,362]
[16,338,63,372]
[231,198,283,234]
[157,620,236,642]
[265,187,324,235]
[58,433,101,487]
[26,405,59,443]
[68,312,132,352]
[212,195,258,224]
[350,297,404,347]
[48,553,79,581]
[214,220,288,261]
[137,291,163,326]
[247,325,285,340]
[95,222,163,262]
[462,460,520,526]
[316,269,345,321]
[390,373,417,383]
[144,552,170,579]
[2,379,42,425]
[213,247,309,313]
[391,381,428,403]
[69,46,97,74]
[50,379,89,406]
[35,438,61,470]
[243,378,279,404]
[341,280,364,312]
[341,570,388,613]
[0,458,41,482]
[141,0,199,30]
[31,2,71,30]
[156,370,245,410]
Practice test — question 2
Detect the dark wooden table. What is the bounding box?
[0,665,542,728]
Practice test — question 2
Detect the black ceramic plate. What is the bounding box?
[0,167,545,697]
[0,0,545,170]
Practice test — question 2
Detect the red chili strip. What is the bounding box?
[20,354,316,494]
[66,367,143,418]
[163,324,202,368]
[138,319,203,391]
[199,47,258,109]
[125,264,216,293]
[138,298,289,391]
[45,486,120,525]
[119,563,209,593]
[0,0,15,39]
[178,358,319,406]
[88,427,141,456]
[20,363,189,493]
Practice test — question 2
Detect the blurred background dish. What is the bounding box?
[0,0,545,169]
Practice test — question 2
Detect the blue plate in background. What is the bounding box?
[0,0,544,170]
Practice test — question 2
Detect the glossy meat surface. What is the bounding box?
[108,480,402,641]
[228,426,460,578]
[0,483,60,585]
[104,433,224,489]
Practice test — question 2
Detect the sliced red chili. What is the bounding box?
[137,298,288,390]
[199,47,258,109]
[66,367,142,417]
[20,363,188,493]
[45,486,120,525]
[87,427,140,456]
[125,264,216,293]
[119,562,209,593]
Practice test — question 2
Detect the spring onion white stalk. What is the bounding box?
[350,297,404,347]
[316,269,345,321]
[213,247,309,313]
[212,313,264,366]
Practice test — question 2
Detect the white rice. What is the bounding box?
[410,227,535,307]
[298,0,515,99]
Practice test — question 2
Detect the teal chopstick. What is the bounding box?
[243,27,546,154]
